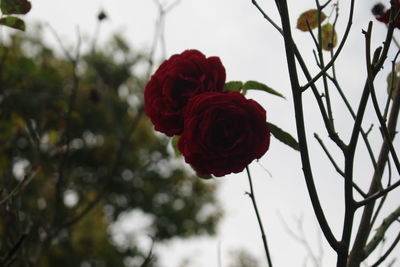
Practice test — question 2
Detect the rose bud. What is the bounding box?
[372,3,385,16]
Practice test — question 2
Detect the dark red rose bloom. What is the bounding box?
[144,50,226,136]
[178,92,270,177]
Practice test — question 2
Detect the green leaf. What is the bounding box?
[296,9,327,32]
[1,0,31,15]
[171,135,181,157]
[224,81,243,92]
[0,16,25,31]
[243,80,285,99]
[321,23,337,51]
[267,122,299,151]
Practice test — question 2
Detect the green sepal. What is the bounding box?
[171,135,181,157]
[196,172,213,179]
[267,122,299,151]
[224,81,243,92]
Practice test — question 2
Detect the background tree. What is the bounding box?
[0,24,221,266]
[228,249,260,267]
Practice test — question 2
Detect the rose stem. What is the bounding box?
[245,166,273,267]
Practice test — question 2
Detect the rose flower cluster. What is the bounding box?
[144,50,270,177]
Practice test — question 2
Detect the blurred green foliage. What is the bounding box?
[228,249,260,267]
[0,28,221,266]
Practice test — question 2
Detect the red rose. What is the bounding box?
[144,50,226,136]
[178,92,270,177]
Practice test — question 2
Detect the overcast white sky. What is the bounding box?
[18,0,400,266]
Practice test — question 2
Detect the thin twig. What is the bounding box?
[344,23,378,267]
[314,133,345,177]
[368,66,400,175]
[275,0,339,252]
[45,23,74,62]
[384,49,400,119]
[329,2,339,80]
[245,166,273,267]
[370,161,392,233]
[370,232,400,267]
[356,179,400,208]
[363,205,400,260]
[314,133,367,198]
[307,20,320,51]
[148,0,181,76]
[301,0,355,91]
[315,0,334,130]
[374,7,397,72]
[278,213,321,267]
[1,233,28,266]
[326,74,377,169]
[251,0,346,150]
[0,167,40,206]
[251,0,282,34]
[320,0,333,9]
[348,23,399,265]
[54,26,82,227]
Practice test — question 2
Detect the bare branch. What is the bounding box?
[348,25,400,265]
[370,232,400,267]
[251,0,282,34]
[1,233,28,267]
[326,74,377,169]
[0,167,40,206]
[363,206,400,260]
[274,0,339,252]
[315,133,369,198]
[356,179,400,208]
[314,133,345,177]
